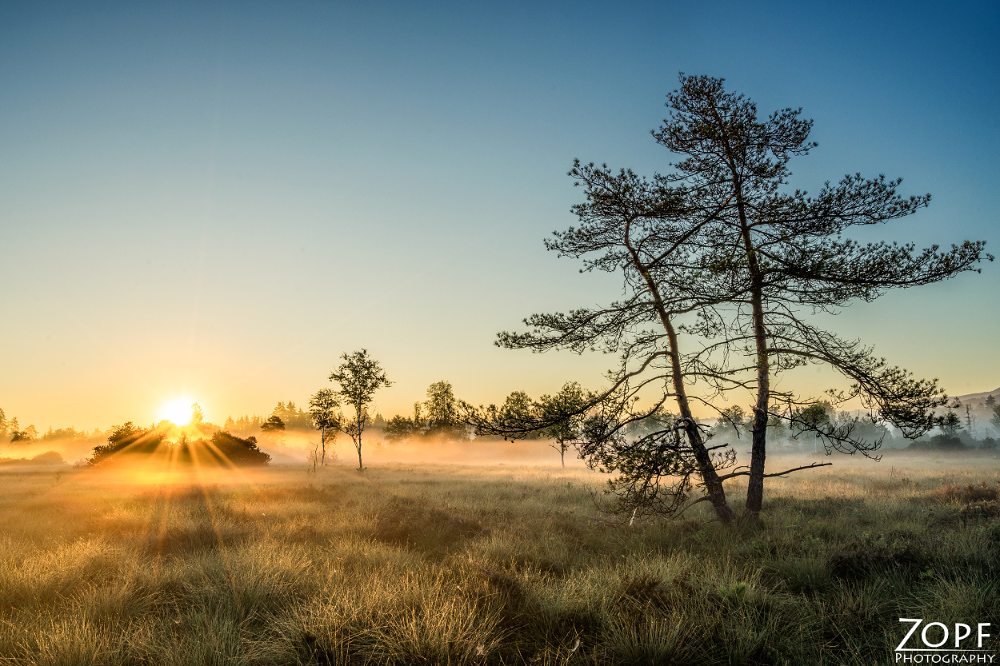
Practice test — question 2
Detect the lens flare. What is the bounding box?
[159,398,195,426]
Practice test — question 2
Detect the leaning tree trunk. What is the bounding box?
[625,221,736,524]
[663,296,735,524]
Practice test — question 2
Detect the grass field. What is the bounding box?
[1,450,999,665]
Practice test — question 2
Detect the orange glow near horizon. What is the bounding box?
[158,398,196,426]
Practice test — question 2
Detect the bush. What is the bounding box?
[30,451,66,465]
[89,423,166,466]
[88,425,270,467]
[908,434,968,451]
[206,431,271,466]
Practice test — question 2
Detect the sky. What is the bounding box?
[1,1,998,431]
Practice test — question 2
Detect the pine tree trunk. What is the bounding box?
[715,123,773,524]
[666,319,735,524]
[740,264,770,524]
[732,177,770,524]
[624,220,735,524]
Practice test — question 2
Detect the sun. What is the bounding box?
[159,398,195,426]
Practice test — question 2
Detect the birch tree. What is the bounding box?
[329,350,391,471]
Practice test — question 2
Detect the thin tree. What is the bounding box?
[308,388,342,465]
[329,349,392,471]
[536,381,588,468]
[260,415,285,433]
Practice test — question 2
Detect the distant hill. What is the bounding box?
[952,386,1000,405]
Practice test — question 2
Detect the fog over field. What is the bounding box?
[2,2,999,663]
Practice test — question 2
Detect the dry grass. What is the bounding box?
[0,452,998,665]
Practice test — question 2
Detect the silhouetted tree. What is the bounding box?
[536,382,589,468]
[260,415,285,433]
[791,402,832,453]
[383,414,418,442]
[207,431,270,466]
[940,411,963,438]
[41,427,84,441]
[964,404,978,439]
[191,403,204,425]
[330,349,391,470]
[89,423,166,466]
[712,406,749,440]
[227,414,264,436]
[467,390,549,440]
[383,402,429,442]
[624,405,678,439]
[9,423,38,444]
[272,401,312,429]
[651,74,990,520]
[424,381,459,434]
[500,392,532,422]
[474,74,991,524]
[418,380,472,439]
[308,388,341,465]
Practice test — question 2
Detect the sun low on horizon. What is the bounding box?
[158,398,197,427]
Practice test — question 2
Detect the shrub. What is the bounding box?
[30,451,66,465]
[205,431,271,466]
[89,423,165,466]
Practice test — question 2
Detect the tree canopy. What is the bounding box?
[535,382,589,468]
[260,415,286,433]
[308,388,342,465]
[330,349,391,470]
[478,74,991,524]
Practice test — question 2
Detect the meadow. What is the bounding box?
[1,448,999,665]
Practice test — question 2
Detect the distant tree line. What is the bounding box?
[224,401,313,436]
[636,400,1000,455]
[384,380,470,442]
[0,408,39,444]
[904,396,1000,452]
[0,409,99,445]
[460,383,592,467]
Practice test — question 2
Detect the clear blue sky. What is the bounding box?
[1,1,997,430]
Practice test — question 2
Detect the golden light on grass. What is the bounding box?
[158,398,195,426]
